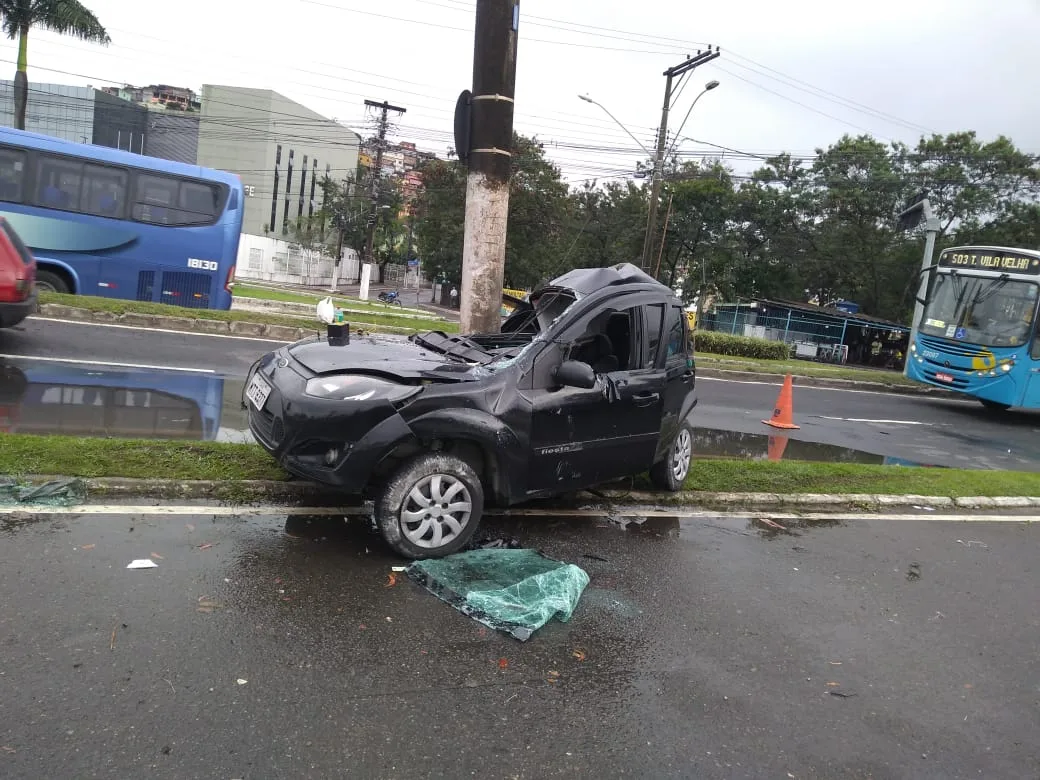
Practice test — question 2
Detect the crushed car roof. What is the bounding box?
[544,263,665,296]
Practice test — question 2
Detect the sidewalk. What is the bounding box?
[242,279,461,322]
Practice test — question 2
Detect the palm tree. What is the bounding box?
[0,0,110,130]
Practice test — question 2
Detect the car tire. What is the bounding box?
[979,399,1011,412]
[375,452,484,559]
[35,269,70,294]
[649,422,693,492]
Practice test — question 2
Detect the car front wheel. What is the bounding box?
[649,423,693,492]
[375,453,484,559]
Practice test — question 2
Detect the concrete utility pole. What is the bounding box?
[459,0,520,334]
[896,192,941,377]
[362,99,406,275]
[641,48,720,273]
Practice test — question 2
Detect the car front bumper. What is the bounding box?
[245,357,415,494]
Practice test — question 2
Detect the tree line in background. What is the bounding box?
[412,131,1040,323]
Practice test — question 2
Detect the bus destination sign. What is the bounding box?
[938,249,1040,275]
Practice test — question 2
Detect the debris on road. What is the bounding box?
[407,549,590,642]
[582,553,609,562]
[150,552,164,560]
[912,505,936,512]
[385,573,399,587]
[468,536,522,550]
[498,658,509,670]
[906,562,922,582]
[546,670,561,684]
[0,477,85,507]
[572,649,587,662]
[126,559,158,569]
[957,539,989,549]
[236,679,247,685]
[80,544,95,551]
[829,691,857,698]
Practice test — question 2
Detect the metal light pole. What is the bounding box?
[665,80,720,160]
[577,95,652,157]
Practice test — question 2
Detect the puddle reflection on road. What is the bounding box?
[0,358,252,442]
[694,427,932,467]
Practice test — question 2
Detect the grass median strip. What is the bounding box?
[39,292,458,334]
[695,353,916,387]
[234,283,428,314]
[2,433,1038,498]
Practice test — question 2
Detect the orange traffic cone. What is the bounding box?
[762,374,800,430]
[767,434,790,461]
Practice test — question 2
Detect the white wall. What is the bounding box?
[234,233,359,287]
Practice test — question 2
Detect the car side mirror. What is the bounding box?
[554,359,596,389]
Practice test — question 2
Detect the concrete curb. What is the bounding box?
[13,476,1037,513]
[697,366,956,397]
[34,304,415,340]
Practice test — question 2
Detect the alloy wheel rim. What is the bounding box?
[400,473,473,549]
[672,429,692,482]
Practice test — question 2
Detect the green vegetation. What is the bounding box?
[681,459,1039,497]
[694,331,791,360]
[234,283,429,315]
[39,292,459,334]
[695,353,917,387]
[0,434,285,482]
[2,433,1036,499]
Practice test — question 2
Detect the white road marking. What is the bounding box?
[814,416,934,425]
[0,354,215,374]
[26,316,292,344]
[0,505,1034,524]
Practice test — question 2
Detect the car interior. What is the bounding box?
[569,308,636,373]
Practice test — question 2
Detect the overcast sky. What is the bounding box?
[1,0,1038,184]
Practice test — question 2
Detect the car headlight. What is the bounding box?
[304,375,422,403]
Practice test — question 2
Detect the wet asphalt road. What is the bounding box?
[4,317,1040,469]
[1,508,1038,779]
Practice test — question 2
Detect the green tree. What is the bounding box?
[0,0,111,130]
[413,133,572,290]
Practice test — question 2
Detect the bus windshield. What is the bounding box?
[921,273,1039,348]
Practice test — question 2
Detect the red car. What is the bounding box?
[0,217,36,329]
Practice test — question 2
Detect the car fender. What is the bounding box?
[406,408,525,502]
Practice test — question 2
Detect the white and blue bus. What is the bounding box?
[0,127,243,310]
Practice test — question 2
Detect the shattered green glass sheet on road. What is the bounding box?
[0,478,86,507]
[407,549,590,641]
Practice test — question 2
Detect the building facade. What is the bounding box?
[0,81,148,151]
[196,85,361,239]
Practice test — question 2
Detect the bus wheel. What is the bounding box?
[979,399,1010,412]
[35,270,70,294]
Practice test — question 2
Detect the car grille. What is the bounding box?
[249,405,284,446]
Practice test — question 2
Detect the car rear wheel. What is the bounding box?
[375,452,484,559]
[35,269,70,294]
[649,423,693,492]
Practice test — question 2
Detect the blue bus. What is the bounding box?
[0,127,243,309]
[906,245,1040,411]
[0,361,225,439]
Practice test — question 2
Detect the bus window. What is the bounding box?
[0,147,25,203]
[133,174,177,224]
[81,164,128,219]
[178,181,220,224]
[36,155,83,211]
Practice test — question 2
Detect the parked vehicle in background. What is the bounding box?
[246,263,698,558]
[378,289,402,306]
[906,245,1040,411]
[0,216,36,328]
[0,127,243,309]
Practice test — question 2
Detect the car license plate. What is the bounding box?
[935,372,954,384]
[246,374,272,410]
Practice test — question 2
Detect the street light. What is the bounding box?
[577,94,652,158]
[666,80,720,159]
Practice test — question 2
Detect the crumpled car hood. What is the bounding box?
[288,335,481,381]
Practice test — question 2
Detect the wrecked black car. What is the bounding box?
[245,263,698,558]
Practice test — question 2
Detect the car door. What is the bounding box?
[655,303,696,455]
[525,299,664,493]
